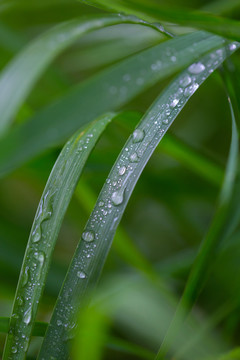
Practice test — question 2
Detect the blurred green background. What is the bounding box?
[1,0,240,359]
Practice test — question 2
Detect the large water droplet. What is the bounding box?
[22,267,29,287]
[184,83,199,97]
[11,346,17,354]
[77,271,86,279]
[132,129,145,143]
[23,307,32,325]
[111,189,124,206]
[82,230,95,242]
[32,225,41,243]
[180,75,191,87]
[129,153,139,162]
[170,98,179,108]
[188,62,205,74]
[119,166,126,176]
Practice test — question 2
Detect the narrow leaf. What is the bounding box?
[0,13,168,136]
[0,31,227,177]
[38,43,238,360]
[82,0,240,41]
[156,97,239,359]
[3,113,114,360]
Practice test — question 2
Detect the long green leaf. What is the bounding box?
[155,96,239,359]
[2,113,114,360]
[38,42,238,360]
[81,0,240,41]
[0,13,170,137]
[0,31,228,177]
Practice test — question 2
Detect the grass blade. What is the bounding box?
[82,0,240,41]
[2,113,115,360]
[0,13,173,137]
[0,31,228,177]
[155,96,239,359]
[38,43,237,360]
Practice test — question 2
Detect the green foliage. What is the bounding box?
[1,1,240,360]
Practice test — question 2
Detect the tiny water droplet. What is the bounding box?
[170,98,179,108]
[132,129,145,143]
[130,153,139,162]
[119,166,126,176]
[111,189,124,206]
[82,230,95,242]
[180,75,191,87]
[23,307,32,325]
[77,271,86,279]
[162,118,169,125]
[11,346,17,354]
[188,62,205,74]
[99,201,104,207]
[57,320,62,326]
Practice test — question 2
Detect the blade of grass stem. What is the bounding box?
[0,13,173,137]
[155,95,239,360]
[82,0,240,41]
[0,31,228,177]
[38,43,238,360]
[2,113,115,360]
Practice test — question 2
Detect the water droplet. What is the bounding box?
[119,166,126,176]
[132,129,145,143]
[11,346,17,354]
[82,230,95,242]
[170,99,179,108]
[123,74,131,82]
[22,267,29,287]
[57,320,62,326]
[130,153,139,162]
[184,83,199,97]
[32,225,41,243]
[77,271,86,279]
[99,201,104,207]
[180,75,191,87]
[188,62,205,74]
[35,252,45,277]
[162,118,169,125]
[171,55,176,62]
[17,296,24,306]
[23,307,32,325]
[229,43,237,51]
[111,189,125,206]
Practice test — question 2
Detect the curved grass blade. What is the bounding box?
[82,0,240,41]
[2,113,115,360]
[0,31,228,178]
[38,43,238,360]
[155,97,239,359]
[0,13,169,137]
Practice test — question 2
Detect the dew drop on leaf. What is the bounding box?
[111,189,124,206]
[118,166,126,176]
[188,62,205,74]
[132,129,145,143]
[82,230,95,242]
[23,307,32,325]
[77,271,86,279]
